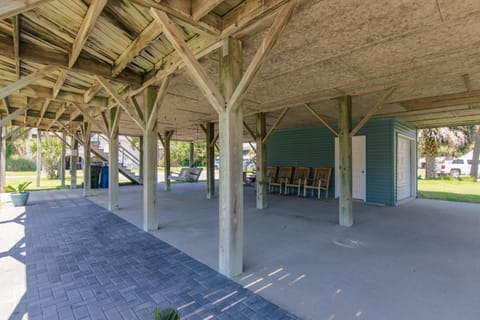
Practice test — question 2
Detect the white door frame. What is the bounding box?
[396,133,416,203]
[335,136,366,201]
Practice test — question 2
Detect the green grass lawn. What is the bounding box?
[418,179,480,203]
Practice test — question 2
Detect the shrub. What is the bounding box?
[6,157,36,171]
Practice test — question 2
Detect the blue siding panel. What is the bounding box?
[267,118,403,206]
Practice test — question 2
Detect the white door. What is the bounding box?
[335,136,366,201]
[397,135,413,201]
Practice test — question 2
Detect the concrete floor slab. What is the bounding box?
[3,183,480,320]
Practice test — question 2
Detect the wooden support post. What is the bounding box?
[35,131,41,187]
[218,37,243,277]
[143,86,159,231]
[70,137,78,189]
[60,132,66,187]
[338,96,353,227]
[108,107,120,210]
[163,130,173,192]
[139,136,144,180]
[189,142,195,167]
[82,122,92,197]
[0,118,5,192]
[256,112,267,209]
[206,122,215,199]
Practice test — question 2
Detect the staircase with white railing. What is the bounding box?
[90,134,142,185]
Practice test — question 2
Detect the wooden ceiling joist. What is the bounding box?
[84,81,103,104]
[0,0,54,20]
[112,21,162,77]
[0,39,142,85]
[401,89,480,111]
[69,0,108,68]
[46,104,66,131]
[71,103,108,136]
[36,98,51,127]
[0,98,42,127]
[19,85,107,109]
[53,70,69,99]
[12,15,20,79]
[0,65,56,100]
[192,0,225,21]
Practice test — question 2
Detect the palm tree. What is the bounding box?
[418,128,469,178]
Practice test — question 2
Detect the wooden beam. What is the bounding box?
[12,15,20,79]
[112,21,162,77]
[69,108,82,122]
[109,106,121,137]
[150,8,225,114]
[157,131,165,148]
[303,103,338,136]
[0,100,40,127]
[36,98,51,127]
[46,104,66,131]
[350,87,395,137]
[19,85,107,108]
[128,96,144,122]
[262,107,288,144]
[130,0,221,35]
[4,123,27,140]
[8,127,30,143]
[243,121,256,140]
[96,76,145,130]
[211,132,219,146]
[2,99,11,126]
[0,0,54,20]
[69,0,108,68]
[192,0,225,21]
[70,103,108,136]
[84,81,102,103]
[53,70,69,99]
[0,65,56,100]
[401,89,480,111]
[0,39,142,85]
[147,76,171,131]
[338,95,353,227]
[228,1,297,111]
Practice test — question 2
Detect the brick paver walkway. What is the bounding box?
[4,193,298,320]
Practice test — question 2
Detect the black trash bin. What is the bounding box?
[90,165,102,188]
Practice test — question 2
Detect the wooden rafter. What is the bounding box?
[0,40,143,85]
[303,103,338,136]
[0,0,54,20]
[20,85,107,108]
[263,107,288,143]
[12,15,20,79]
[350,87,395,137]
[69,0,108,68]
[130,0,221,35]
[96,76,145,130]
[1,98,10,118]
[228,0,297,111]
[150,8,225,114]
[69,108,82,122]
[0,65,56,100]
[53,70,68,99]
[0,98,42,127]
[147,76,171,131]
[401,89,480,111]
[36,98,51,127]
[112,21,162,77]
[192,0,225,21]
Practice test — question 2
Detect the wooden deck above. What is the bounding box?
[1,0,480,141]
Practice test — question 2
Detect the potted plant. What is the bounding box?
[5,181,32,207]
[154,307,180,320]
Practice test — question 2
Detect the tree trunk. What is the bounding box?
[470,126,480,178]
[425,154,436,179]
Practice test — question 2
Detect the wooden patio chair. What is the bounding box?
[265,166,277,191]
[303,167,332,200]
[284,167,310,195]
[269,166,292,194]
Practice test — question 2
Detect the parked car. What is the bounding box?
[437,158,474,178]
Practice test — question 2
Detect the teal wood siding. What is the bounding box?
[267,118,406,205]
[267,126,336,197]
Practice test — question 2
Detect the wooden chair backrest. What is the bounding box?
[277,166,293,181]
[313,167,332,187]
[178,168,191,179]
[293,167,310,183]
[266,166,277,179]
